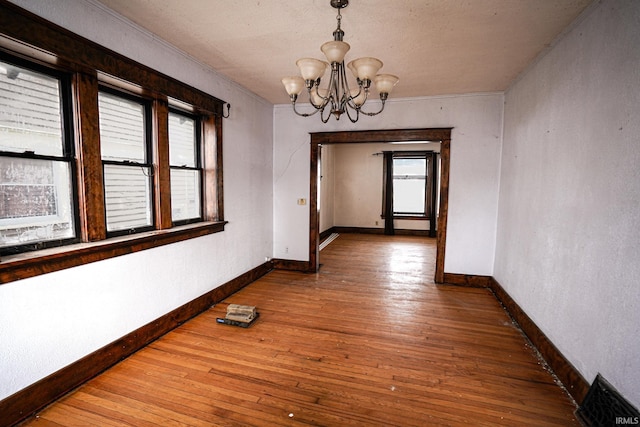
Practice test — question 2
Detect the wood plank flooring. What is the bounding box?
[21,234,580,426]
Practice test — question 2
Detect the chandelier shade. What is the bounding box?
[348,57,383,81]
[374,74,400,94]
[321,41,350,64]
[282,0,398,123]
[282,76,305,96]
[296,58,328,82]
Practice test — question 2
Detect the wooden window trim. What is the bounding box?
[168,108,205,226]
[0,2,227,284]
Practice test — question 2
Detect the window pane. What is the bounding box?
[168,112,196,167]
[0,157,75,248]
[170,169,201,222]
[393,178,425,213]
[103,164,152,231]
[393,158,426,214]
[98,92,146,162]
[0,61,63,156]
[394,158,426,177]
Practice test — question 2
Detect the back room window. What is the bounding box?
[393,157,427,215]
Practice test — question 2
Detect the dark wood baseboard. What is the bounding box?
[442,273,589,405]
[0,261,273,427]
[488,277,590,405]
[442,273,493,288]
[271,258,311,272]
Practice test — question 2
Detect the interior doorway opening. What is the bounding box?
[309,128,452,283]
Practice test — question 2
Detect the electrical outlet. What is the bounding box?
[285,247,288,254]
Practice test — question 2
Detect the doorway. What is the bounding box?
[308,128,452,283]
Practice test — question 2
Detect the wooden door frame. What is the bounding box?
[308,128,452,283]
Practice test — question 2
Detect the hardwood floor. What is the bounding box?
[22,234,580,426]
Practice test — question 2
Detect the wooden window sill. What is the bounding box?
[0,221,227,284]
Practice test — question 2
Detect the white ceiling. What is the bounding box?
[95,0,593,104]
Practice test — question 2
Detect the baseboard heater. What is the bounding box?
[576,374,639,426]
[319,233,339,251]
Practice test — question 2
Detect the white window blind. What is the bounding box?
[168,112,201,223]
[98,91,152,233]
[0,60,75,249]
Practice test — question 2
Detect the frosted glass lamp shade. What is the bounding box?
[350,57,383,80]
[321,41,350,64]
[282,76,305,96]
[346,60,358,78]
[349,88,366,106]
[374,74,399,94]
[296,58,328,81]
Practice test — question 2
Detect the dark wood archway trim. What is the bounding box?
[309,128,452,283]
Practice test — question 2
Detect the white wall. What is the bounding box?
[274,93,503,275]
[319,144,335,233]
[0,0,273,401]
[494,0,640,407]
[331,142,439,231]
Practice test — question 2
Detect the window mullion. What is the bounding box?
[74,71,106,241]
[153,98,172,229]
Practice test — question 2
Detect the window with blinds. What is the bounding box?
[168,111,202,224]
[98,90,154,235]
[0,10,227,266]
[0,59,77,252]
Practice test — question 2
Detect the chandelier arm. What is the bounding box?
[340,64,351,101]
[348,87,371,111]
[336,63,348,112]
[320,106,332,123]
[358,98,387,116]
[292,100,322,117]
[325,63,343,119]
[306,77,331,110]
[344,101,360,123]
[341,66,369,111]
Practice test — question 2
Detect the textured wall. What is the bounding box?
[0,0,273,400]
[495,0,640,408]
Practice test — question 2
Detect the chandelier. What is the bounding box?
[281,0,399,123]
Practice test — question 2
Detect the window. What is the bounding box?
[169,110,202,224]
[0,58,78,253]
[382,151,439,219]
[0,4,227,283]
[393,157,427,216]
[99,90,154,234]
